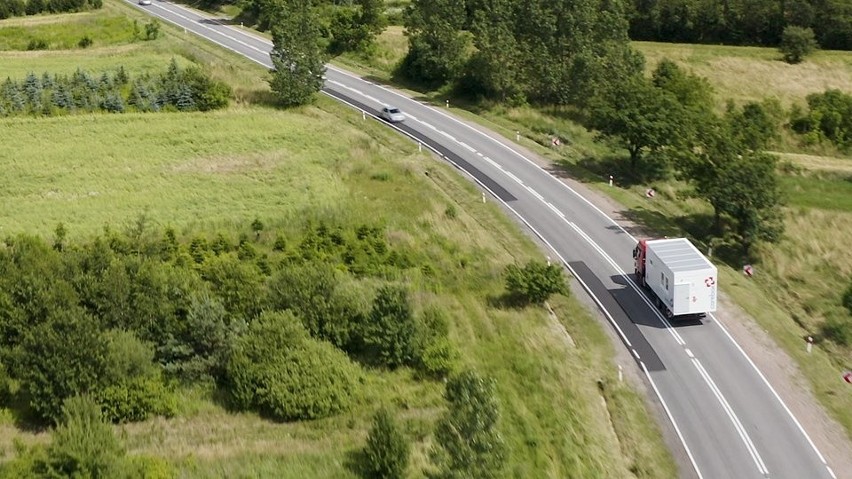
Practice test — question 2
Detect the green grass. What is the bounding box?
[0,4,140,51]
[0,2,678,477]
[782,173,852,211]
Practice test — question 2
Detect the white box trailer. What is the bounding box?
[633,238,717,319]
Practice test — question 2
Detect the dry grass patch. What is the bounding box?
[635,41,852,108]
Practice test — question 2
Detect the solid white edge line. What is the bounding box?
[711,312,836,477]
[691,358,769,475]
[641,361,705,479]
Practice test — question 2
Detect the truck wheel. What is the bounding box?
[665,308,674,320]
[636,270,645,288]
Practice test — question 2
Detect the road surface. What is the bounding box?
[128,2,837,477]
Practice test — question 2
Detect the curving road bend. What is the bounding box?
[126,2,837,477]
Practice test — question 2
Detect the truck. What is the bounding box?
[633,238,717,320]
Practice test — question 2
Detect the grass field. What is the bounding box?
[0,2,678,477]
[0,3,139,50]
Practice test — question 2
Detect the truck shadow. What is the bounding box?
[608,273,704,329]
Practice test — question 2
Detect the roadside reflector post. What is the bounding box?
[446,99,449,108]
[609,175,613,187]
[516,131,520,141]
[362,110,366,121]
[546,256,551,266]
[807,336,813,354]
[481,192,486,204]
[418,142,422,152]
[618,365,623,382]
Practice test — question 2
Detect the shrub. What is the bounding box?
[504,260,568,305]
[843,281,852,315]
[822,317,852,346]
[144,20,160,41]
[95,329,175,423]
[432,371,506,478]
[363,285,416,368]
[417,337,459,378]
[224,312,361,421]
[27,38,48,51]
[364,408,410,479]
[779,26,818,64]
[40,396,125,478]
[78,36,93,48]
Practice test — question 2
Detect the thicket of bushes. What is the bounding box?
[790,89,852,151]
[0,60,231,117]
[0,219,460,426]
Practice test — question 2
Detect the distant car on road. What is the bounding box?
[138,0,152,5]
[380,106,405,123]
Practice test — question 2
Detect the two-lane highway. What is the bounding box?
[129,2,837,477]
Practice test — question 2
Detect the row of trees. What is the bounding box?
[628,0,852,50]
[402,0,642,106]
[0,0,100,20]
[0,218,464,425]
[0,60,230,117]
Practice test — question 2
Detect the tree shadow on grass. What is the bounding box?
[239,89,279,109]
[343,448,369,479]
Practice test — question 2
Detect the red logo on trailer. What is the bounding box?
[705,277,715,287]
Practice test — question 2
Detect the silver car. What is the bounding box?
[138,0,152,5]
[380,106,405,123]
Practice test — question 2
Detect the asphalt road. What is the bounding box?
[128,2,837,477]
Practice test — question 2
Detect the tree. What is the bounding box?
[589,77,685,170]
[37,396,125,478]
[363,407,410,479]
[18,307,109,424]
[431,370,506,479]
[460,0,523,102]
[780,26,818,64]
[268,0,325,107]
[401,0,469,86]
[364,285,416,368]
[725,101,780,151]
[503,260,567,305]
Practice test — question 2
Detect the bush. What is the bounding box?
[432,371,506,478]
[364,408,410,479]
[40,396,125,478]
[27,38,48,51]
[78,36,93,48]
[779,26,818,64]
[224,312,361,421]
[144,20,160,41]
[95,330,175,423]
[843,281,852,315]
[504,260,568,305]
[363,285,416,368]
[822,317,852,346]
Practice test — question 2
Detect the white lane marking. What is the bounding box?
[692,357,769,476]
[476,152,483,157]
[641,362,705,479]
[711,313,837,478]
[404,113,418,121]
[685,348,695,359]
[421,121,437,131]
[458,141,476,153]
[440,131,457,142]
[504,171,522,185]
